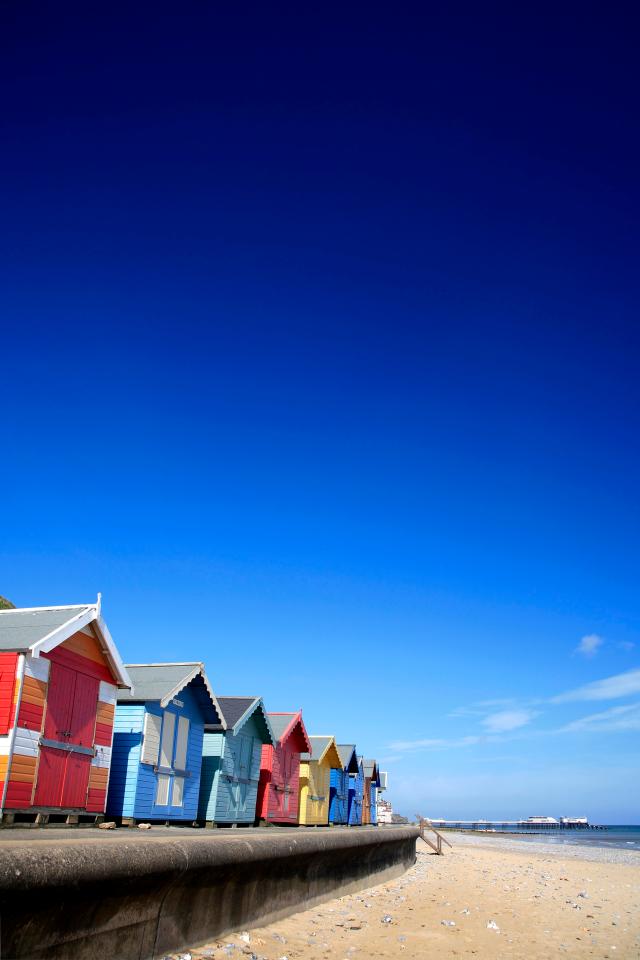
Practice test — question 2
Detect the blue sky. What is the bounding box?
[1,5,639,821]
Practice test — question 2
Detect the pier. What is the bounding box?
[425,819,606,833]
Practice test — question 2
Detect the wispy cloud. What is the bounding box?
[618,641,636,652]
[552,668,640,704]
[394,666,640,756]
[481,709,537,733]
[559,702,640,733]
[574,633,604,658]
[388,735,482,752]
[448,697,537,719]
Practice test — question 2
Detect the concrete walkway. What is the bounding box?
[0,824,418,959]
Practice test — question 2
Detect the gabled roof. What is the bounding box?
[337,743,359,774]
[268,711,311,753]
[0,598,130,688]
[301,735,342,769]
[363,758,381,785]
[118,662,223,725]
[207,696,275,744]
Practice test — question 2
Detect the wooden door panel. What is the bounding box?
[61,753,91,808]
[68,675,99,747]
[33,746,66,807]
[43,664,75,742]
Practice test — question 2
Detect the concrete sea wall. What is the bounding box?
[0,825,418,959]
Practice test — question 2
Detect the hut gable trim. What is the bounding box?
[301,736,342,768]
[267,711,311,753]
[363,759,381,784]
[0,598,131,689]
[337,743,359,773]
[213,697,275,744]
[119,663,225,728]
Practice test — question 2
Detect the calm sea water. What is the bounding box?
[476,825,640,851]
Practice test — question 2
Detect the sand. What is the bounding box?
[176,833,640,960]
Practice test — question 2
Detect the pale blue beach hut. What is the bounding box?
[198,696,275,825]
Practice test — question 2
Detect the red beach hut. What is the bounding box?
[256,710,311,825]
[0,598,131,821]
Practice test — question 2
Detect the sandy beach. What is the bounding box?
[175,832,640,960]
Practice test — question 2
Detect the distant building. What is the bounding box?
[378,797,393,824]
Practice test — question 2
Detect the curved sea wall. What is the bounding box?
[0,825,418,959]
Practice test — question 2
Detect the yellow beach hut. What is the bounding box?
[298,735,342,826]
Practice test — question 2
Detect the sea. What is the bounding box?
[474,825,640,852]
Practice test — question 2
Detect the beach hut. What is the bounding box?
[329,744,359,825]
[363,759,380,825]
[106,662,222,823]
[256,710,311,825]
[298,735,342,826]
[0,599,130,821]
[198,696,275,826]
[348,754,364,825]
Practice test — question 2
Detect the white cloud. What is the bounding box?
[481,709,537,733]
[552,668,640,704]
[448,697,535,719]
[392,668,640,756]
[388,735,481,752]
[560,702,640,733]
[574,633,604,658]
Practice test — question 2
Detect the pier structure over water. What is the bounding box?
[426,817,606,832]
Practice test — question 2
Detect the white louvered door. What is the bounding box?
[171,716,189,808]
[141,712,162,765]
[159,711,176,768]
[174,716,189,770]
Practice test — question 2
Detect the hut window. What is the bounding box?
[159,711,176,769]
[141,712,162,765]
[172,776,185,807]
[174,716,189,770]
[156,773,170,806]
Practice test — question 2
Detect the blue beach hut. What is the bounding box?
[348,754,365,825]
[363,759,380,825]
[198,696,275,826]
[329,744,359,824]
[107,662,223,823]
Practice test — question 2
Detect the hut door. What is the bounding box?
[271,748,284,817]
[42,663,75,742]
[235,736,252,814]
[67,675,99,748]
[281,751,291,815]
[35,664,98,808]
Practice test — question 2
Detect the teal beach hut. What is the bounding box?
[198,696,275,825]
[329,744,359,824]
[107,662,223,823]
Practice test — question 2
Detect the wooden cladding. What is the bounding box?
[0,653,18,736]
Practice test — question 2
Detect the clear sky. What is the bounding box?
[1,5,639,821]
